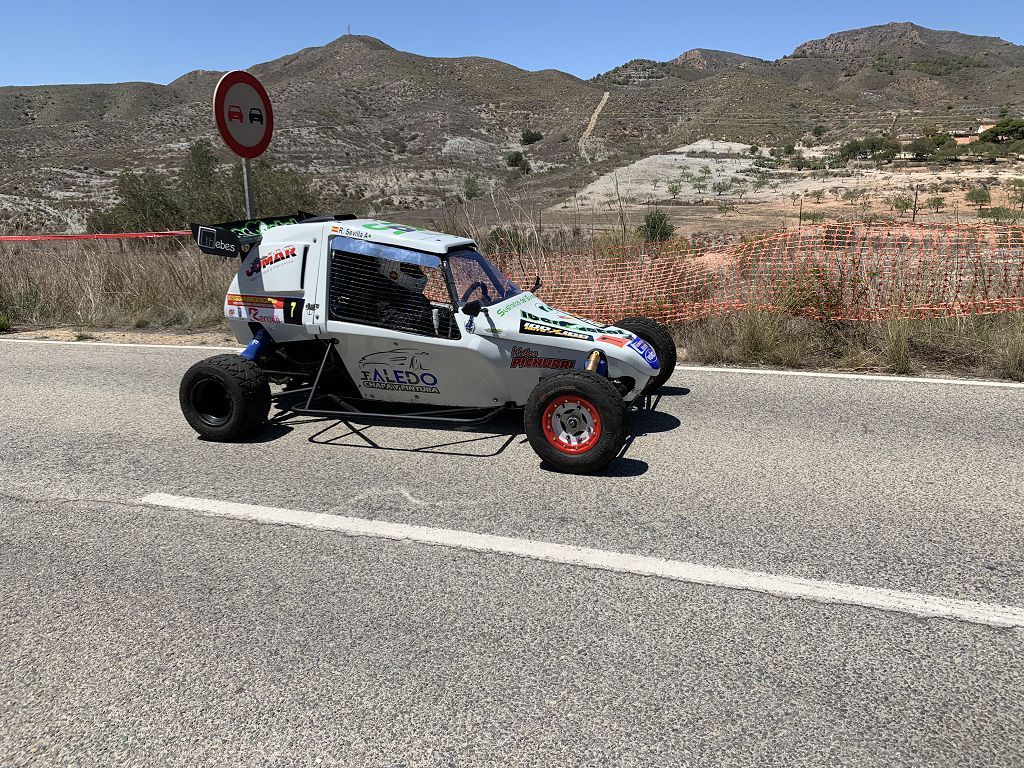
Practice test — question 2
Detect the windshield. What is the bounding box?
[447,249,521,307]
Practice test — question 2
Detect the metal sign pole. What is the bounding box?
[242,157,256,219]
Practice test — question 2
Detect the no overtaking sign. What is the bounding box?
[214,70,273,160]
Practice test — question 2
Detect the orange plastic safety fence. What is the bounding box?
[492,223,1024,323]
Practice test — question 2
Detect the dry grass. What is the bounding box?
[675,311,1024,381]
[0,240,235,330]
[3,237,1024,382]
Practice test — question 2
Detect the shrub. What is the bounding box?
[463,175,481,201]
[505,150,524,167]
[637,208,674,242]
[521,128,544,145]
[979,207,1021,222]
[966,187,991,210]
[0,312,10,332]
[888,194,913,215]
[87,140,321,232]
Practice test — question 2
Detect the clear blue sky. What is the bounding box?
[3,0,1023,86]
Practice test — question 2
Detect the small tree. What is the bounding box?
[812,125,827,138]
[1006,178,1024,211]
[87,170,182,233]
[637,208,674,242]
[712,179,731,196]
[889,194,913,216]
[748,145,760,155]
[809,189,825,204]
[667,181,682,200]
[692,178,708,200]
[504,150,525,168]
[965,187,991,211]
[926,196,946,213]
[463,175,481,200]
[521,128,544,145]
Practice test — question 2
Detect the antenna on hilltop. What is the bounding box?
[347,24,351,35]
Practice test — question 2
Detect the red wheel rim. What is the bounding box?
[542,396,602,454]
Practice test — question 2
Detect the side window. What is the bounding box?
[327,236,460,339]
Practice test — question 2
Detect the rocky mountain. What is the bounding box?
[1,24,1023,232]
[672,49,764,71]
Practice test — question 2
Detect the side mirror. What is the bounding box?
[530,275,542,293]
[462,299,482,317]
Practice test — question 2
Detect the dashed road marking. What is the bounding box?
[140,492,1024,629]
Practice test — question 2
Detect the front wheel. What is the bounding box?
[524,371,628,474]
[613,316,677,394]
[179,354,271,441]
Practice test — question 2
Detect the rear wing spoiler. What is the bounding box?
[188,212,355,257]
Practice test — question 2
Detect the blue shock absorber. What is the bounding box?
[240,328,269,361]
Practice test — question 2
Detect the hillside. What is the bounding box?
[1,24,1023,232]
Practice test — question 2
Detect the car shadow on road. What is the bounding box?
[267,384,687,470]
[303,410,524,459]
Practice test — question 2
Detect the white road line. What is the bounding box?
[674,364,1024,389]
[0,338,240,352]
[3,337,1021,389]
[140,492,1024,629]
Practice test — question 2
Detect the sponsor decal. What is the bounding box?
[227,294,285,308]
[597,334,629,348]
[628,336,660,370]
[358,349,439,394]
[509,346,576,370]
[227,215,302,239]
[362,221,424,236]
[519,320,593,341]
[531,303,631,337]
[494,293,535,318]
[521,308,629,337]
[245,245,298,278]
[225,294,303,325]
[331,226,371,240]
[197,226,236,254]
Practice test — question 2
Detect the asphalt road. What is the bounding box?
[2,340,1023,766]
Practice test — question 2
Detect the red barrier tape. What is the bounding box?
[0,231,189,242]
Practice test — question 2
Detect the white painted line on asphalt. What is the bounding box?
[140,492,1024,629]
[0,338,240,352]
[2,337,1020,389]
[674,364,1024,389]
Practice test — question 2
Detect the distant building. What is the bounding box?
[978,124,996,135]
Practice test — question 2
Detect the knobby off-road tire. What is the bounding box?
[179,354,271,441]
[613,316,677,394]
[525,371,628,474]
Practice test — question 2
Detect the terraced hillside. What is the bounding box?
[1,23,1023,232]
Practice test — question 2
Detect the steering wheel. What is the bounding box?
[461,281,492,305]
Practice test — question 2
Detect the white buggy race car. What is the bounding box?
[180,213,677,473]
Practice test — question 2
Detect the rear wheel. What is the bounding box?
[525,371,627,474]
[179,354,271,441]
[613,316,677,394]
